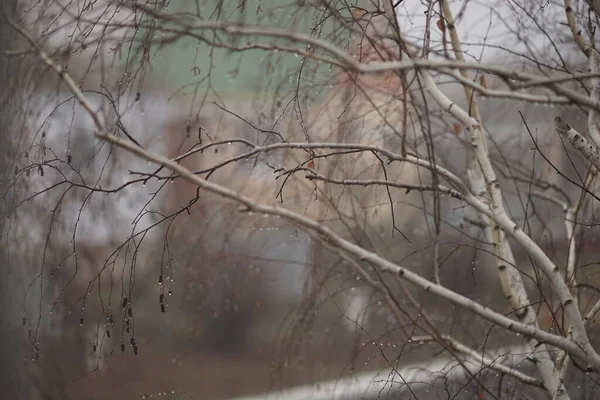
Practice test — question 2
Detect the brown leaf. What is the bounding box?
[436,18,445,32]
[479,75,488,89]
[307,160,315,169]
[452,123,462,135]
[351,7,368,19]
[543,314,553,330]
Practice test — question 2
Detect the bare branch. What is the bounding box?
[99,128,600,369]
[411,334,541,387]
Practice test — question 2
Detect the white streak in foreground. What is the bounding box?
[226,344,533,400]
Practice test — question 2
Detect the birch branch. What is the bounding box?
[418,56,595,362]
[555,117,600,170]
[564,0,591,56]
[588,51,600,149]
[553,170,596,390]
[303,173,462,199]
[584,299,600,326]
[411,335,541,387]
[448,68,575,106]
[438,2,570,398]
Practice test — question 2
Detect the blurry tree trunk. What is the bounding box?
[0,2,27,398]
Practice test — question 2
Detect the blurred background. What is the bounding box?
[2,1,600,399]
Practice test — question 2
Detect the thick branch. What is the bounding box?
[555,117,600,170]
[439,3,572,398]
[565,0,591,56]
